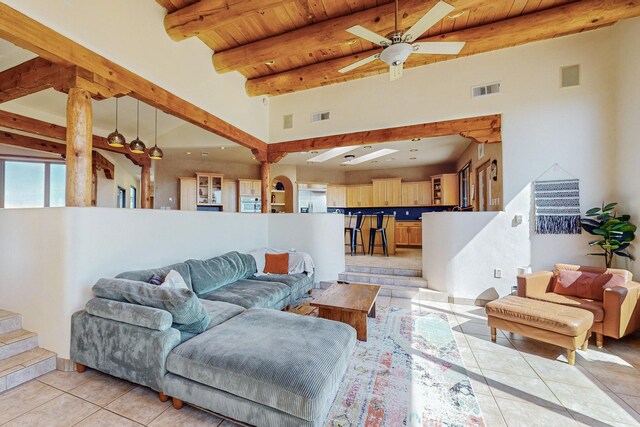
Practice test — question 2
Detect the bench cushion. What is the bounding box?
[199,279,290,309]
[530,293,604,323]
[485,295,594,336]
[166,308,356,421]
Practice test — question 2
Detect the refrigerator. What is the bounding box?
[298,183,327,213]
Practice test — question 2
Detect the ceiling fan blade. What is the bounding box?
[412,41,465,55]
[346,25,392,46]
[338,53,381,73]
[389,63,403,81]
[403,1,455,43]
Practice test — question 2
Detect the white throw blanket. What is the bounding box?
[249,248,315,277]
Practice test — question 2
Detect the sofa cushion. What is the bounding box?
[200,300,245,330]
[186,251,257,295]
[199,279,290,309]
[92,278,210,334]
[85,298,173,331]
[554,270,626,301]
[531,292,604,323]
[116,262,193,291]
[554,263,632,282]
[248,273,313,301]
[166,308,356,422]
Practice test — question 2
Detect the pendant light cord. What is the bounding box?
[115,98,119,129]
[154,109,158,147]
[395,0,398,32]
[136,101,140,138]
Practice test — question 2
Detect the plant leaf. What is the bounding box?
[604,202,618,211]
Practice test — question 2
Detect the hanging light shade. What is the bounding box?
[129,101,146,154]
[148,108,163,160]
[107,97,126,147]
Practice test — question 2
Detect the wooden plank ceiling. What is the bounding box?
[157,0,640,96]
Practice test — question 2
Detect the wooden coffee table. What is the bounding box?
[310,282,380,341]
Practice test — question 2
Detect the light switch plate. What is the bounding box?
[494,269,502,278]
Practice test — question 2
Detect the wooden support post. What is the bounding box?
[141,162,151,209]
[261,161,271,214]
[65,87,93,207]
[596,333,604,348]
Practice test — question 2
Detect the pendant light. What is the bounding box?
[148,109,164,160]
[129,101,146,154]
[107,97,126,147]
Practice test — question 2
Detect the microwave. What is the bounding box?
[240,197,261,213]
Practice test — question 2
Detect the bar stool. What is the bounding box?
[344,212,366,256]
[368,212,390,256]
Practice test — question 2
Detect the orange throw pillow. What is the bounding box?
[553,270,626,301]
[264,253,289,275]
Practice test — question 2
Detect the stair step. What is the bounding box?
[0,329,39,361]
[338,272,428,288]
[0,310,21,335]
[0,347,56,392]
[346,265,422,277]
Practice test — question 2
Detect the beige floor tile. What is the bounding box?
[524,355,608,390]
[482,368,561,408]
[586,367,640,396]
[456,322,504,338]
[465,334,517,355]
[69,371,136,406]
[546,380,640,425]
[458,346,479,369]
[106,386,171,424]
[617,394,640,419]
[569,410,639,427]
[345,248,422,270]
[4,393,99,427]
[577,347,640,376]
[148,405,225,426]
[475,394,507,427]
[37,368,101,392]
[509,338,568,360]
[465,366,492,396]
[494,397,578,427]
[389,297,414,309]
[376,296,392,307]
[472,349,538,378]
[0,380,63,424]
[75,409,144,426]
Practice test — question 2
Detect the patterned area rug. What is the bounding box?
[323,306,485,427]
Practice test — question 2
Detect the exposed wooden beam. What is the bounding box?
[0,130,66,156]
[0,57,71,103]
[213,0,444,74]
[93,151,114,180]
[164,0,290,41]
[246,0,640,96]
[460,129,501,144]
[0,110,149,167]
[0,3,267,158]
[267,151,288,164]
[267,115,501,157]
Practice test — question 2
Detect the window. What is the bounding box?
[458,161,472,209]
[129,186,137,208]
[117,187,126,208]
[1,160,66,209]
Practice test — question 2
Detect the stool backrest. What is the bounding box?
[354,212,364,229]
[375,212,385,229]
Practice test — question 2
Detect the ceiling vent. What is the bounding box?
[283,114,293,129]
[311,111,331,123]
[561,65,580,88]
[471,82,501,98]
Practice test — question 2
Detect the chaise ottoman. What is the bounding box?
[164,308,356,427]
[485,295,593,365]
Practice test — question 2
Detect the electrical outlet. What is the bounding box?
[406,211,409,215]
[393,211,396,216]
[494,268,502,278]
[514,215,522,225]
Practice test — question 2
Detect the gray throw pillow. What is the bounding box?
[92,278,210,334]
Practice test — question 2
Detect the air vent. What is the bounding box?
[471,82,501,98]
[561,65,580,88]
[311,111,330,122]
[283,114,293,129]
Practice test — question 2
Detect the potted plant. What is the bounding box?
[581,202,636,268]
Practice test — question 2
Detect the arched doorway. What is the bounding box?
[271,175,293,213]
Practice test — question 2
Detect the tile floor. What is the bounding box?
[3,297,640,426]
[345,247,422,270]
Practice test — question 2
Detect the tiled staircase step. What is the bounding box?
[378,285,449,302]
[0,310,21,335]
[0,329,39,361]
[346,265,422,277]
[0,347,56,392]
[338,272,428,288]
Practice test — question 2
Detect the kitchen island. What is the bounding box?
[344,214,396,255]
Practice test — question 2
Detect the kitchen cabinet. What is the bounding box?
[179,177,197,211]
[395,221,422,247]
[372,178,402,206]
[401,181,431,206]
[346,185,372,208]
[431,173,458,206]
[327,185,346,207]
[238,179,261,197]
[196,173,224,206]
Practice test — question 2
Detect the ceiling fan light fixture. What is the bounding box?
[379,43,413,67]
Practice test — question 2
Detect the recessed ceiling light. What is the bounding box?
[342,149,399,165]
[410,157,417,160]
[252,156,256,160]
[310,151,319,154]
[344,154,356,159]
[340,164,347,167]
[201,152,209,157]
[363,146,372,149]
[410,148,418,152]
[220,147,226,150]
[448,11,465,19]
[385,157,397,162]
[265,60,276,65]
[308,146,358,163]
[186,151,191,155]
[370,161,378,164]
[411,138,421,142]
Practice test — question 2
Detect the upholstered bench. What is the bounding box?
[485,295,594,365]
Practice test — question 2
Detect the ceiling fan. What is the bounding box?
[338,0,465,81]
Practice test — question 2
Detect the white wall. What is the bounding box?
[270,25,625,296]
[0,209,344,358]
[1,0,269,141]
[268,214,345,282]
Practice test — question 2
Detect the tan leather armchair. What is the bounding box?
[517,264,640,347]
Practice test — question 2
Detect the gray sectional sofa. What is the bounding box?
[70,251,356,427]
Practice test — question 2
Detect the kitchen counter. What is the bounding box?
[344,214,396,255]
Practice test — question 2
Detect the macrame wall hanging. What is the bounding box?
[533,164,581,234]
